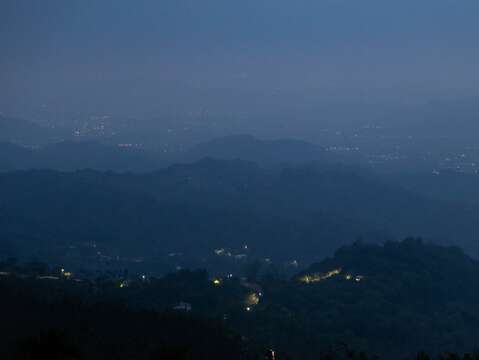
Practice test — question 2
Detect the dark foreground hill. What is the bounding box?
[0,275,258,360]
[1,159,479,266]
[3,240,479,359]
[242,239,479,358]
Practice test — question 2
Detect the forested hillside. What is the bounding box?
[3,240,479,359]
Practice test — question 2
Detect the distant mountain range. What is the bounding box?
[0,134,358,172]
[179,134,358,166]
[2,118,479,268]
[1,159,479,265]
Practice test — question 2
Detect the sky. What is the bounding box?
[1,0,479,122]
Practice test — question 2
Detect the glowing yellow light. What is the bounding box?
[245,293,260,306]
[212,278,222,286]
[299,268,342,284]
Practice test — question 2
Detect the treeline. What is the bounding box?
[4,240,479,359]
[2,276,479,360]
[3,158,479,266]
[0,274,260,360]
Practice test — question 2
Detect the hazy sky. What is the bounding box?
[2,0,479,120]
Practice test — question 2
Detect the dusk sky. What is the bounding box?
[2,0,479,120]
